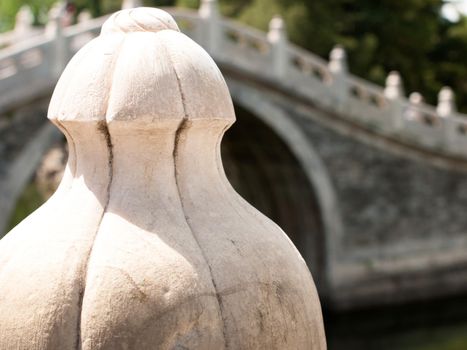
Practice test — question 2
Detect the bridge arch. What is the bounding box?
[225,82,343,290]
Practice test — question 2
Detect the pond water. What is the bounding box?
[325,295,467,350]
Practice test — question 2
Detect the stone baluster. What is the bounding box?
[46,2,68,78]
[384,71,405,131]
[407,92,423,121]
[437,86,456,118]
[409,92,423,104]
[384,71,404,99]
[122,0,143,9]
[14,5,34,38]
[437,86,457,151]
[199,0,220,53]
[267,15,288,79]
[0,8,326,349]
[329,45,348,111]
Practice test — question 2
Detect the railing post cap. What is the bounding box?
[78,10,92,23]
[330,45,346,60]
[329,45,347,73]
[46,2,66,37]
[437,86,457,116]
[409,92,423,104]
[267,15,287,43]
[384,71,404,99]
[386,70,402,85]
[122,0,143,10]
[15,5,34,31]
[269,15,285,32]
[199,0,220,19]
[48,1,66,20]
[438,86,455,102]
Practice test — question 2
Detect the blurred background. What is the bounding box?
[2,0,467,349]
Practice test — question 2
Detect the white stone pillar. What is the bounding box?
[329,45,348,110]
[384,71,405,131]
[78,10,92,23]
[409,92,423,104]
[437,86,456,118]
[384,71,404,99]
[14,5,34,38]
[267,15,288,79]
[46,2,68,78]
[199,0,220,53]
[407,92,423,121]
[122,0,143,9]
[437,86,457,150]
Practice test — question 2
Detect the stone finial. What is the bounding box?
[329,45,348,74]
[199,0,220,19]
[78,10,92,23]
[199,0,220,52]
[406,92,424,121]
[45,2,68,76]
[329,45,348,105]
[45,1,65,37]
[437,86,456,117]
[409,92,424,105]
[384,71,404,99]
[267,15,287,44]
[14,5,34,35]
[0,7,326,349]
[122,0,143,9]
[268,15,288,78]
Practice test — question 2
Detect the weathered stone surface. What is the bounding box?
[0,7,325,349]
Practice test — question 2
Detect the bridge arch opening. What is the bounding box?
[222,105,326,289]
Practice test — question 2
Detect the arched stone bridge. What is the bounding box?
[2,0,467,310]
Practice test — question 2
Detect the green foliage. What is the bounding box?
[0,0,56,31]
[0,0,176,30]
[341,0,444,108]
[176,0,467,112]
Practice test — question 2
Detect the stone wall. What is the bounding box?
[290,107,467,250]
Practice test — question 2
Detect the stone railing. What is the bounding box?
[2,0,467,158]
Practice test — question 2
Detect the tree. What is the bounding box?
[178,0,467,111]
[0,0,56,31]
[0,0,176,30]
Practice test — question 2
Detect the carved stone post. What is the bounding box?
[46,2,67,78]
[437,86,456,118]
[407,92,424,121]
[78,10,92,23]
[199,0,220,53]
[14,5,34,38]
[0,7,326,349]
[122,0,143,9]
[384,70,405,131]
[329,45,348,111]
[268,15,288,79]
[437,86,457,149]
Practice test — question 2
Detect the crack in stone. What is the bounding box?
[169,51,229,348]
[75,120,114,350]
[72,33,125,349]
